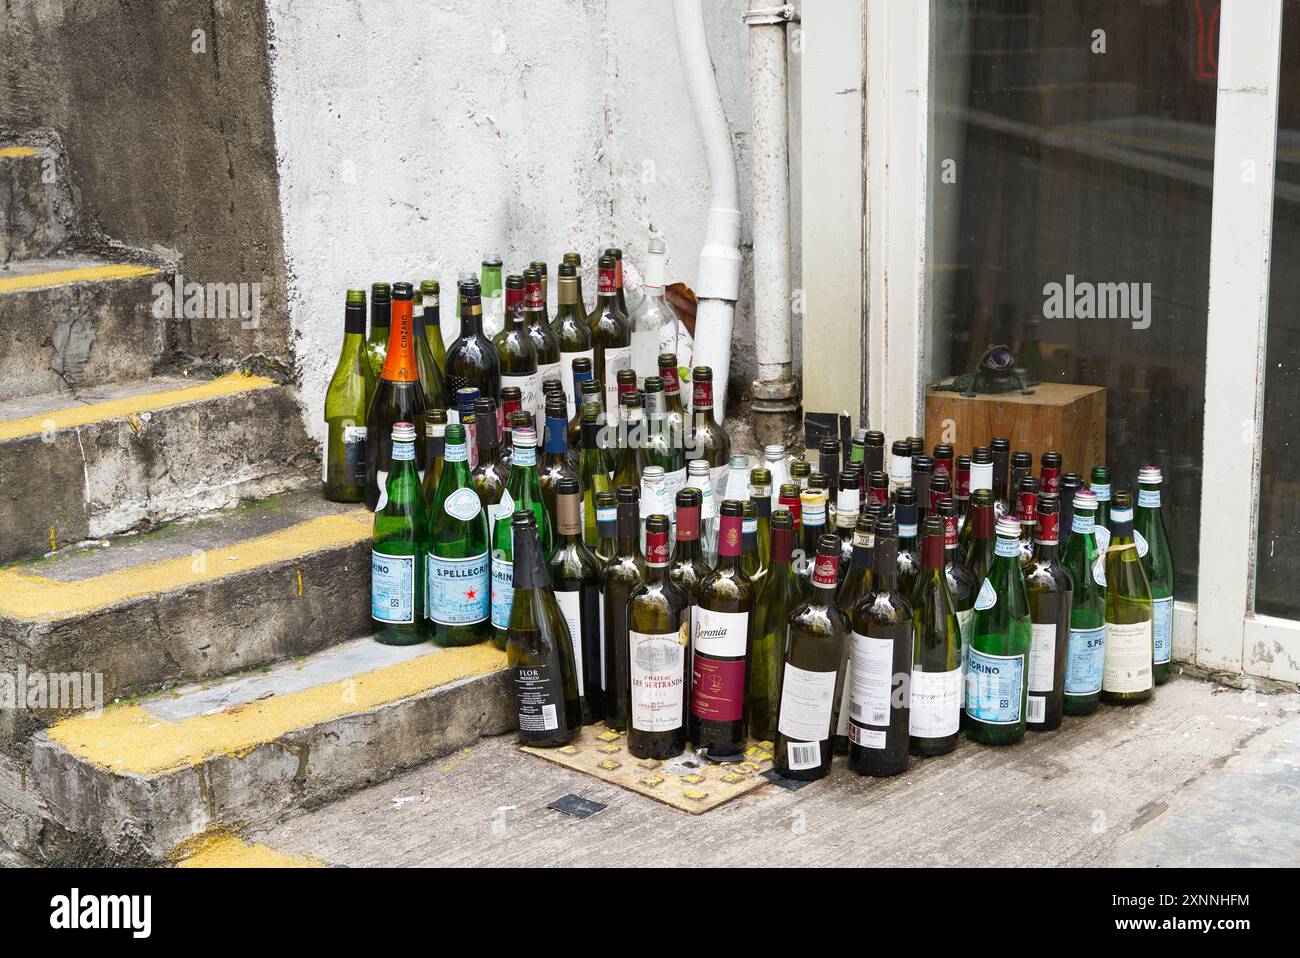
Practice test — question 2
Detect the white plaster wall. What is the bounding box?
[268,0,795,449]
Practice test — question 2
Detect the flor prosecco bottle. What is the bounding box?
[1101,491,1154,704]
[425,423,491,646]
[965,517,1032,745]
[1062,489,1106,715]
[548,476,604,723]
[365,283,428,511]
[602,486,647,729]
[1023,496,1072,731]
[1136,465,1175,684]
[323,289,375,503]
[371,423,427,645]
[749,510,802,743]
[909,517,961,755]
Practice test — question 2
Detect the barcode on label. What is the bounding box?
[542,703,558,731]
[1026,695,1045,724]
[850,702,889,724]
[787,741,820,771]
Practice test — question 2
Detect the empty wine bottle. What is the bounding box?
[894,486,922,598]
[990,437,1012,517]
[453,386,480,467]
[1101,491,1154,704]
[496,274,540,417]
[552,262,595,418]
[594,489,618,564]
[1090,465,1113,550]
[371,423,427,645]
[749,510,801,743]
[444,276,501,409]
[1062,489,1107,715]
[796,487,827,588]
[659,353,688,458]
[604,245,633,330]
[419,279,447,371]
[425,423,491,646]
[523,267,562,420]
[500,385,524,465]
[687,459,719,564]
[749,468,773,578]
[611,390,646,494]
[364,282,390,381]
[365,283,428,511]
[1058,471,1083,555]
[603,486,647,730]
[471,397,509,516]
[578,402,613,548]
[1136,465,1175,685]
[775,534,850,780]
[937,497,977,714]
[954,454,973,531]
[686,366,731,499]
[508,512,581,747]
[1024,496,1072,731]
[962,489,997,586]
[888,439,912,493]
[1010,451,1033,501]
[932,443,955,488]
[667,489,713,630]
[324,289,375,503]
[862,430,885,476]
[909,516,961,755]
[966,516,1032,746]
[644,376,686,507]
[911,455,933,526]
[548,476,605,723]
[412,282,446,409]
[626,514,691,758]
[589,253,632,413]
[491,425,552,651]
[847,518,912,777]
[1040,451,1062,495]
[566,359,598,459]
[419,407,448,509]
[539,396,580,525]
[1015,475,1039,562]
[833,470,860,584]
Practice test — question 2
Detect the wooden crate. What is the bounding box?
[923,383,1106,479]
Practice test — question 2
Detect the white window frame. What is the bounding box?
[800,0,1299,683]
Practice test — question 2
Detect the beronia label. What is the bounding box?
[372,551,416,625]
[630,626,688,732]
[426,552,489,625]
[1065,625,1105,696]
[1103,619,1153,693]
[1152,595,1174,665]
[691,608,749,722]
[909,667,961,739]
[554,590,585,698]
[777,662,838,744]
[965,649,1024,725]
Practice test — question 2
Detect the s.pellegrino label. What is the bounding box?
[426,552,490,625]
[1152,595,1173,665]
[372,551,415,625]
[1064,625,1105,697]
[491,556,515,630]
[965,649,1024,725]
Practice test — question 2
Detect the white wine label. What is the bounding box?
[1027,621,1059,693]
[965,649,1024,725]
[426,552,490,625]
[1026,694,1046,724]
[514,663,561,732]
[777,663,838,742]
[709,463,729,503]
[785,739,821,771]
[490,556,514,630]
[603,345,632,408]
[1152,595,1173,665]
[630,629,687,732]
[1065,625,1106,696]
[969,459,993,492]
[849,632,894,727]
[909,667,961,738]
[974,578,997,611]
[560,348,595,412]
[1103,619,1153,693]
[371,551,416,625]
[849,724,886,749]
[555,589,585,698]
[1072,512,1095,535]
[663,466,688,501]
[1135,530,1149,559]
[444,487,482,521]
[888,453,911,488]
[957,608,974,708]
[692,608,749,658]
[1094,524,1111,553]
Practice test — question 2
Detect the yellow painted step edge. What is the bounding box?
[0,146,40,158]
[0,372,277,442]
[0,262,159,295]
[171,830,324,869]
[47,643,507,777]
[0,510,372,622]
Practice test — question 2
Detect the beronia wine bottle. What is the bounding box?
[371,423,427,645]
[966,516,1032,746]
[626,515,691,759]
[552,262,594,418]
[909,517,961,756]
[365,283,428,511]
[775,534,850,781]
[589,253,631,413]
[425,423,491,646]
[548,476,604,723]
[444,277,501,410]
[748,510,802,743]
[1101,491,1154,704]
[507,512,581,748]
[1024,496,1072,731]
[687,366,731,500]
[1136,465,1175,685]
[1062,489,1106,715]
[847,518,911,777]
[603,486,647,730]
[323,289,375,502]
[690,500,755,758]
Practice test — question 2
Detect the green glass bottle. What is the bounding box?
[1062,489,1107,715]
[480,254,504,339]
[594,490,618,564]
[323,289,375,502]
[522,267,563,421]
[567,373,601,470]
[836,508,878,618]
[602,486,647,730]
[419,407,448,510]
[496,274,541,417]
[578,402,613,548]
[1023,496,1072,731]
[909,517,961,756]
[686,366,731,500]
[740,500,763,585]
[589,253,632,413]
[548,476,605,723]
[371,422,427,645]
[364,281,390,381]
[1136,465,1175,684]
[444,277,501,406]
[554,265,595,419]
[962,489,997,586]
[936,497,977,719]
[491,425,552,651]
[894,485,922,599]
[611,390,645,494]
[667,488,713,636]
[966,516,1032,745]
[749,510,802,743]
[471,397,509,515]
[774,534,850,781]
[364,283,428,511]
[419,279,447,371]
[1090,465,1113,551]
[507,511,581,747]
[644,376,686,499]
[412,282,446,409]
[425,423,491,646]
[1101,491,1154,704]
[749,468,773,580]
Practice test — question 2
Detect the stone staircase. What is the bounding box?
[0,131,511,865]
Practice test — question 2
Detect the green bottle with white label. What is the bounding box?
[371,422,427,645]
[965,516,1032,745]
[1062,489,1107,715]
[490,426,552,651]
[1136,465,1175,684]
[425,423,491,647]
[1090,465,1112,551]
[1101,491,1154,704]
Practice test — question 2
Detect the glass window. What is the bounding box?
[926,0,1218,601]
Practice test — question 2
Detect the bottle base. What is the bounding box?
[428,623,491,648]
[373,626,428,646]
[909,735,958,756]
[1100,689,1153,705]
[963,721,1026,747]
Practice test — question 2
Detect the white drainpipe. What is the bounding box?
[673,0,742,420]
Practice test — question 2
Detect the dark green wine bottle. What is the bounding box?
[965,516,1032,745]
[364,283,428,511]
[372,422,427,645]
[419,407,447,510]
[552,262,595,419]
[323,289,375,502]
[364,281,390,381]
[667,488,713,633]
[963,489,997,586]
[909,517,961,755]
[548,476,604,723]
[425,423,491,646]
[412,281,446,411]
[589,254,632,413]
[1062,489,1107,715]
[444,277,501,407]
[936,497,977,717]
[894,485,922,598]
[749,468,773,580]
[507,511,581,747]
[602,486,647,730]
[749,510,802,743]
[419,279,447,371]
[539,396,581,525]
[578,402,613,548]
[471,397,509,515]
[567,366,600,467]
[1101,491,1154,704]
[1136,465,1175,684]
[523,267,563,421]
[594,490,618,564]
[496,274,540,417]
[1090,465,1113,551]
[1023,496,1072,731]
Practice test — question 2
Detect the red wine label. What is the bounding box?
[944,512,960,547]
[868,483,888,506]
[812,552,839,588]
[675,505,700,540]
[598,269,617,295]
[716,513,742,557]
[934,457,953,483]
[956,464,971,498]
[692,379,713,410]
[505,287,524,310]
[524,282,544,309]
[646,529,670,565]
[1041,466,1060,493]
[1018,491,1037,523]
[691,655,745,722]
[778,496,801,530]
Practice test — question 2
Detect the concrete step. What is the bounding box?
[28,636,510,863]
[0,144,75,261]
[0,372,315,564]
[0,255,172,401]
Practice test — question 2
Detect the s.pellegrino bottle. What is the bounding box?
[490,426,552,651]
[507,512,581,747]
[847,518,911,777]
[548,476,605,723]
[602,486,647,730]
[749,510,802,743]
[690,500,755,758]
[1101,491,1154,704]
[365,283,428,511]
[1023,495,1072,731]
[1090,465,1113,550]
[324,289,375,502]
[425,423,491,646]
[909,517,961,755]
[626,514,691,759]
[775,534,849,781]
[371,422,427,645]
[965,516,1032,745]
[1062,489,1106,715]
[1136,465,1175,684]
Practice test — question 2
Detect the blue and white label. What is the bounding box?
[965,649,1025,725]
[512,444,537,467]
[444,487,481,521]
[426,552,489,625]
[1094,524,1111,553]
[1092,483,1111,503]
[1138,488,1161,508]
[372,551,415,624]
[1152,595,1173,665]
[974,578,997,611]
[392,439,415,461]
[1064,624,1106,696]
[445,441,469,463]
[1072,512,1095,535]
[897,523,918,539]
[491,556,515,630]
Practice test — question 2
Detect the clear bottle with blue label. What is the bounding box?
[1061,489,1107,715]
[966,516,1032,745]
[425,423,491,647]
[1135,465,1175,684]
[372,422,428,645]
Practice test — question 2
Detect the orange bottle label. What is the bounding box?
[380,299,420,383]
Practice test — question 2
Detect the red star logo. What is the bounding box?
[465,588,478,600]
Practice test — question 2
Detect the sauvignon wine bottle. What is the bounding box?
[749,510,802,743]
[847,518,912,777]
[1135,465,1175,685]
[364,281,390,381]
[686,366,730,500]
[775,534,849,780]
[1023,496,1072,731]
[419,279,447,371]
[1101,491,1154,704]
[589,253,632,413]
[507,512,581,747]
[444,277,501,409]
[1062,489,1107,715]
[365,283,428,511]
[371,422,427,645]
[578,402,613,548]
[909,517,961,756]
[626,514,691,758]
[523,267,562,421]
[602,486,647,730]
[690,500,755,758]
[552,262,595,418]
[491,425,552,651]
[966,516,1032,746]
[324,289,375,502]
[548,476,604,723]
[425,423,491,646]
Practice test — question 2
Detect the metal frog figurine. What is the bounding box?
[931,344,1038,397]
